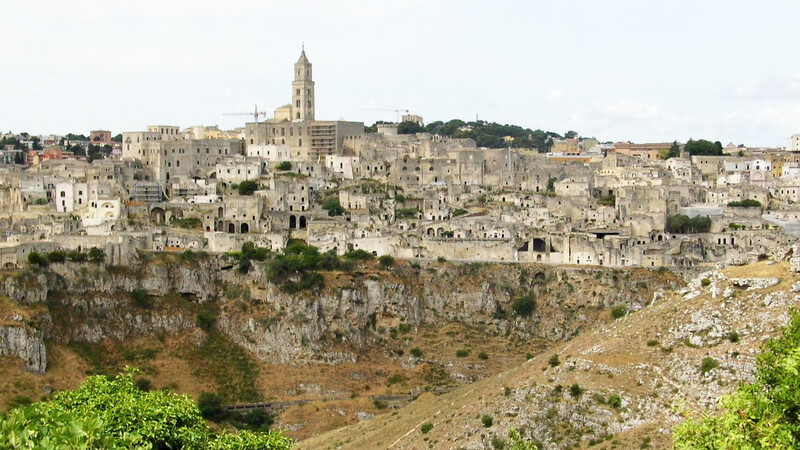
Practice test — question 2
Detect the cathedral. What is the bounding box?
[244,48,364,161]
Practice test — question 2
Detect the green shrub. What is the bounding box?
[396,207,419,219]
[343,249,374,260]
[700,357,719,374]
[491,435,506,449]
[196,310,216,332]
[322,197,345,216]
[512,293,537,317]
[67,251,87,262]
[129,289,152,309]
[456,349,470,358]
[727,199,762,208]
[674,309,800,448]
[387,373,407,386]
[420,422,434,434]
[46,251,66,263]
[437,256,447,263]
[481,414,494,427]
[726,331,740,343]
[378,255,395,268]
[237,180,259,195]
[549,354,560,367]
[27,252,48,267]
[88,247,105,263]
[611,303,628,319]
[410,347,423,358]
[0,371,292,449]
[198,392,226,421]
[478,351,489,360]
[607,393,622,409]
[275,161,292,171]
[569,383,584,398]
[373,399,387,410]
[647,340,660,347]
[700,278,711,287]
[452,208,468,216]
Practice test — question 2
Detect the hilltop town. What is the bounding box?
[2,49,800,269]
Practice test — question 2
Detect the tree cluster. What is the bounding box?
[366,119,566,153]
[0,370,293,449]
[684,139,723,156]
[665,215,712,234]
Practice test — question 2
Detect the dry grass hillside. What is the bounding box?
[300,261,799,449]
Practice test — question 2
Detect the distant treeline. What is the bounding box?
[366,119,579,153]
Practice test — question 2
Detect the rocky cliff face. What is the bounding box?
[0,256,683,376]
[0,324,47,374]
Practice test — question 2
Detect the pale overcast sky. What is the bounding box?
[2,0,799,146]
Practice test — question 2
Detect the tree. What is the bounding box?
[674,309,800,448]
[275,161,292,171]
[564,130,579,139]
[88,247,105,263]
[238,180,259,195]
[28,252,48,267]
[0,370,293,449]
[512,293,537,317]
[684,139,723,156]
[112,133,122,142]
[397,121,425,135]
[322,197,345,216]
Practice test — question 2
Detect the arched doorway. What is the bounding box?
[289,215,297,229]
[299,216,307,229]
[150,207,166,225]
[216,220,223,231]
[241,223,249,233]
[228,223,235,233]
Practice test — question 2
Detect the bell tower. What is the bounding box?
[292,46,315,121]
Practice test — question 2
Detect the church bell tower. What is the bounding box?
[292,47,315,121]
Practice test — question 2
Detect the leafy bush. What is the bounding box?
[198,392,226,421]
[373,399,387,410]
[569,383,584,398]
[67,251,88,262]
[728,199,762,208]
[275,161,292,171]
[726,331,740,343]
[420,422,433,434]
[699,357,719,374]
[88,247,105,263]
[378,255,395,269]
[607,393,622,409]
[28,252,48,267]
[512,293,537,317]
[396,207,419,219]
[437,256,447,263]
[549,354,560,367]
[674,309,800,448]
[481,414,494,427]
[170,217,202,230]
[322,197,345,216]
[196,310,216,332]
[343,249,374,260]
[452,208,468,216]
[646,340,660,347]
[666,214,712,234]
[700,278,711,287]
[456,349,470,358]
[0,370,293,449]
[129,289,152,309]
[478,351,489,360]
[386,374,407,386]
[46,251,67,263]
[611,303,628,319]
[410,347,423,358]
[237,180,259,196]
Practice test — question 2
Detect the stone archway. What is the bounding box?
[241,223,249,233]
[150,207,166,225]
[289,215,297,229]
[228,223,235,233]
[299,216,307,229]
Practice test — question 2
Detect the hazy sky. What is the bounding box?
[2,0,799,146]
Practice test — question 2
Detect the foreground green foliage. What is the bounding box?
[674,309,800,448]
[0,370,293,449]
